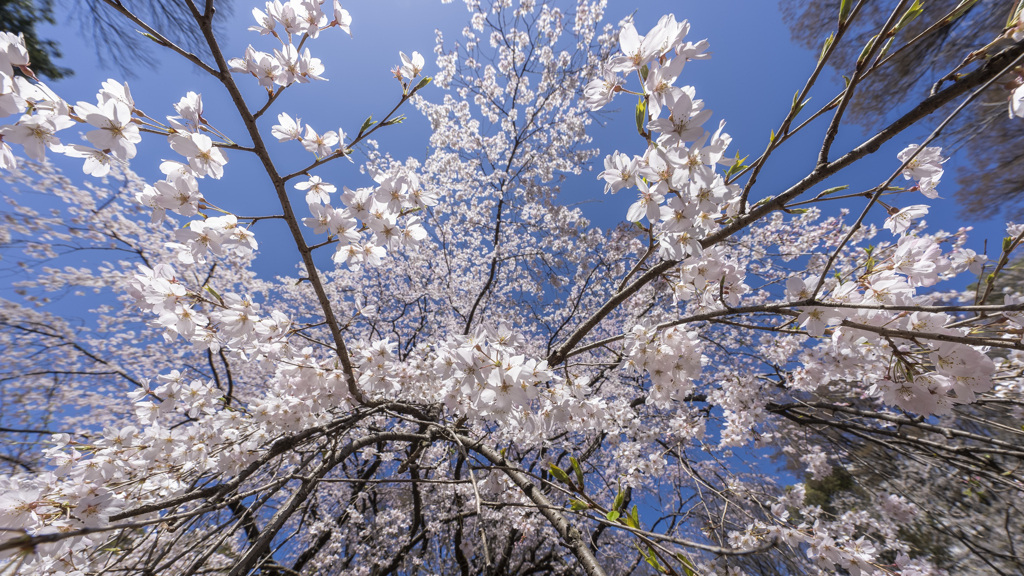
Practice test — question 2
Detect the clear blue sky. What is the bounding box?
[22,0,1007,283]
[6,0,995,516]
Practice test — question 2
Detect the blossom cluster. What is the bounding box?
[228,0,352,89]
[621,322,703,408]
[294,165,432,269]
[588,16,1001,422]
[128,263,292,355]
[0,376,257,572]
[1,2,1023,575]
[788,256,997,415]
[0,33,139,174]
[896,143,944,199]
[586,16,750,306]
[434,325,552,420]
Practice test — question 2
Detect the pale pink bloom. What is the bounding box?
[170,132,228,179]
[63,144,114,177]
[883,204,929,235]
[249,6,277,35]
[610,20,670,72]
[626,180,663,223]
[168,91,204,133]
[296,0,328,38]
[300,48,326,81]
[583,69,622,111]
[332,0,352,35]
[1,113,73,160]
[399,51,425,79]
[274,44,302,85]
[272,112,302,141]
[1010,84,1024,119]
[598,151,638,194]
[98,79,134,108]
[76,98,141,160]
[648,89,711,145]
[296,175,336,204]
[0,31,29,78]
[301,125,338,157]
[949,248,986,275]
[303,202,335,234]
[897,143,945,198]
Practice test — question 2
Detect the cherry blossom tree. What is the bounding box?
[1,1,1024,575]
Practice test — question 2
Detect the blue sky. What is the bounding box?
[17,0,1008,284]
[4,0,1005,531]
[8,0,938,507]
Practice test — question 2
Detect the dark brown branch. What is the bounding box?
[547,37,1024,367]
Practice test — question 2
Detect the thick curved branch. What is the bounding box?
[190,8,366,403]
[548,38,1024,367]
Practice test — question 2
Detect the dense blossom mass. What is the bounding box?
[1,1,1024,575]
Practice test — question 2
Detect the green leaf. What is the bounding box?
[677,554,697,576]
[839,0,853,24]
[819,32,836,65]
[570,499,590,511]
[1004,236,1015,253]
[724,153,749,180]
[606,510,621,522]
[1007,0,1024,27]
[790,89,806,115]
[857,35,878,67]
[896,358,915,383]
[769,129,775,144]
[893,0,924,34]
[880,36,897,62]
[639,64,649,82]
[570,457,585,489]
[413,76,432,91]
[204,285,223,304]
[140,32,164,46]
[820,184,850,196]
[359,116,375,134]
[612,488,625,512]
[752,195,775,210]
[383,115,407,127]
[549,464,571,485]
[635,96,647,137]
[949,0,979,24]
[626,504,640,529]
[643,546,665,573]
